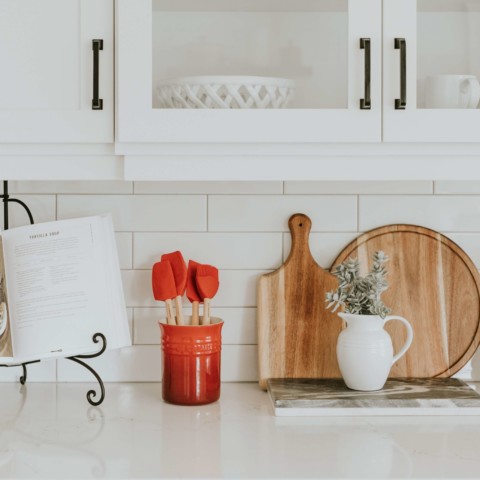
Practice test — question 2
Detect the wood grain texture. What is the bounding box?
[332,225,480,378]
[257,214,342,390]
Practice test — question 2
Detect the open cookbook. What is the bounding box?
[0,215,131,364]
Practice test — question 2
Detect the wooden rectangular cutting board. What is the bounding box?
[257,214,342,389]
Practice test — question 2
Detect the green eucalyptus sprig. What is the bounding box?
[325,251,392,318]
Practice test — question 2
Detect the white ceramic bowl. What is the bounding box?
[157,75,295,109]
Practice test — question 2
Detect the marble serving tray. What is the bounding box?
[267,378,480,417]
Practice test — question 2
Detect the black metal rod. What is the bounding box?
[2,182,35,229]
[395,38,407,110]
[360,38,371,110]
[67,333,107,406]
[7,198,34,225]
[3,181,8,230]
[92,39,104,110]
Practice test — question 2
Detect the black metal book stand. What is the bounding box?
[0,181,107,406]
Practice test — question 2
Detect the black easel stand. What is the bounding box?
[0,181,107,406]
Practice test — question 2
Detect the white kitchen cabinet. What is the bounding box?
[116,0,382,146]
[383,0,480,142]
[0,0,114,144]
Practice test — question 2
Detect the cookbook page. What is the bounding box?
[0,236,14,361]
[1,216,123,361]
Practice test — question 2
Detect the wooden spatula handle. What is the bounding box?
[192,301,200,325]
[165,299,176,325]
[202,299,211,325]
[175,296,184,325]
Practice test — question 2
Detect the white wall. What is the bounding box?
[1,180,480,382]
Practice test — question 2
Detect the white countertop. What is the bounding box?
[1,382,480,479]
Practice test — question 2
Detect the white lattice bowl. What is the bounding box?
[156,75,295,109]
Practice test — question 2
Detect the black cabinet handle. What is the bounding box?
[395,38,406,110]
[92,39,103,110]
[360,38,371,110]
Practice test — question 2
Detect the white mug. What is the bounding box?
[425,75,480,109]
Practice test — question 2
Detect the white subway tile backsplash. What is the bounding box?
[9,181,480,383]
[56,344,257,382]
[57,195,207,232]
[9,181,133,194]
[208,195,357,232]
[0,359,56,382]
[124,270,265,308]
[134,233,282,270]
[285,181,433,195]
[134,181,283,194]
[359,195,480,232]
[134,307,257,345]
[283,232,360,268]
[435,181,480,195]
[116,233,133,269]
[0,195,56,228]
[57,346,162,382]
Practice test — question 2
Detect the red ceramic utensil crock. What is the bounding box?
[160,317,223,405]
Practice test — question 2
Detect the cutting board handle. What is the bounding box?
[286,213,315,264]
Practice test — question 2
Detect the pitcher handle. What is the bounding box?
[384,315,414,365]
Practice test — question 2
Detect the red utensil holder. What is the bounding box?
[159,316,223,405]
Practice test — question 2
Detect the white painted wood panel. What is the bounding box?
[285,181,433,194]
[0,0,114,143]
[10,181,133,195]
[134,182,283,194]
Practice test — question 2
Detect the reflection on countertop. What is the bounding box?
[0,382,480,478]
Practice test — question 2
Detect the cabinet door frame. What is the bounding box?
[383,0,480,143]
[116,0,382,145]
[0,0,113,144]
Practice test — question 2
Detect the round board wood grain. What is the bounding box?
[332,225,480,378]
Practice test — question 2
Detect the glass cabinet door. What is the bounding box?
[117,0,381,145]
[384,0,480,142]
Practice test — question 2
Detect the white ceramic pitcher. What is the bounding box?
[337,313,413,391]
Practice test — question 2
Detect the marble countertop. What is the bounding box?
[1,382,480,479]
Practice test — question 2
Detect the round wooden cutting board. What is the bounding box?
[332,225,480,378]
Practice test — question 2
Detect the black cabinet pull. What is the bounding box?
[360,38,371,110]
[395,38,406,110]
[92,39,103,110]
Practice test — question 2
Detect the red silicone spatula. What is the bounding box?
[152,260,177,325]
[161,251,187,326]
[196,264,219,325]
[186,260,202,325]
